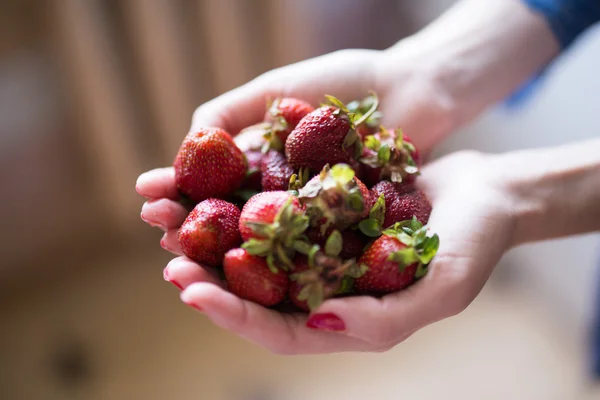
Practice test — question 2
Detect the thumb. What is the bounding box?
[190,79,281,135]
[307,199,485,347]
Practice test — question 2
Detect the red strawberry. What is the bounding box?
[355,219,439,295]
[371,181,432,228]
[299,164,372,233]
[242,150,264,191]
[263,97,314,151]
[174,127,247,202]
[346,94,382,139]
[306,227,367,260]
[339,230,368,259]
[285,96,362,171]
[289,232,366,311]
[233,123,269,153]
[234,124,270,191]
[288,259,311,311]
[403,134,421,166]
[178,199,241,266]
[239,191,303,240]
[359,128,420,187]
[223,248,289,306]
[239,191,308,271]
[260,150,295,191]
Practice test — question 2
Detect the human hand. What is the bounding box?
[139,148,516,354]
[138,47,457,254]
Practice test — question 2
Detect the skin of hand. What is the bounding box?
[140,135,600,355]
[135,0,577,354]
[137,46,459,255]
[141,150,516,354]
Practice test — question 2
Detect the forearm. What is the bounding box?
[386,0,560,130]
[496,138,600,245]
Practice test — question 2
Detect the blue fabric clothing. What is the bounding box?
[507,0,600,108]
[524,0,600,49]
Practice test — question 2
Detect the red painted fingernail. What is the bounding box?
[141,212,167,231]
[171,280,184,290]
[306,313,346,332]
[160,238,167,248]
[183,300,203,312]
[163,268,183,290]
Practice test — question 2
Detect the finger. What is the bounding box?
[312,279,441,346]
[191,81,280,136]
[180,282,373,354]
[191,51,378,136]
[136,167,179,200]
[141,199,189,230]
[160,229,184,256]
[163,256,223,290]
[313,197,489,346]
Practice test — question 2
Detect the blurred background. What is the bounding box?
[0,0,599,399]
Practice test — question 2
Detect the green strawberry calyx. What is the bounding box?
[358,194,386,238]
[261,98,290,152]
[324,94,381,160]
[291,230,367,310]
[359,127,420,183]
[347,92,383,130]
[242,198,310,273]
[287,167,310,194]
[383,217,440,278]
[298,164,367,234]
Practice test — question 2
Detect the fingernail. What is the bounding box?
[306,313,346,332]
[140,212,167,231]
[183,299,203,312]
[160,235,172,251]
[163,267,183,290]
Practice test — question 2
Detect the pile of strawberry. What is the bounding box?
[173,94,439,311]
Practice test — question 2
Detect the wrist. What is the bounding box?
[491,140,600,246]
[384,0,559,136]
[378,40,462,151]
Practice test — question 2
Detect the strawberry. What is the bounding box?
[233,123,269,153]
[223,248,289,306]
[298,164,372,233]
[371,181,431,228]
[306,227,367,260]
[288,261,311,311]
[403,134,421,165]
[355,218,439,295]
[358,182,431,238]
[263,97,314,151]
[174,127,247,202]
[359,128,420,187]
[242,150,263,191]
[346,93,382,139]
[239,191,309,271]
[285,96,364,171]
[339,229,368,259]
[260,150,295,191]
[234,124,270,191]
[178,199,242,266]
[289,231,366,311]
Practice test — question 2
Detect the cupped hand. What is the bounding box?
[140,145,517,354]
[138,47,456,254]
[136,47,489,354]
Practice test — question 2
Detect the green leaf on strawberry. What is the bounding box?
[358,194,386,237]
[325,230,343,257]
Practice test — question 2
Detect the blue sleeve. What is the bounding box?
[523,0,600,49]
